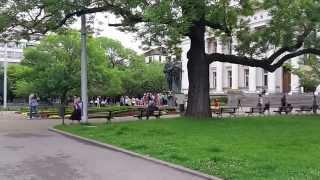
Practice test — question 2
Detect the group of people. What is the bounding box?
[121,92,177,107]
[89,96,114,108]
[88,92,177,108]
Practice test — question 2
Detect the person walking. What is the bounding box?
[281,94,287,107]
[29,95,39,119]
[96,96,101,108]
[312,93,318,114]
[70,97,82,122]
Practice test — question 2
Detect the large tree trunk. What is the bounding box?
[185,24,211,118]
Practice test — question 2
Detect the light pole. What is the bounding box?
[80,14,88,123]
[3,61,7,109]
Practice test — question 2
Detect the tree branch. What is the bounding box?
[266,26,313,63]
[206,48,320,72]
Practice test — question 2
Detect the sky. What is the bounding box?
[71,12,143,54]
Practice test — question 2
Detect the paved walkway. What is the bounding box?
[0,112,207,180]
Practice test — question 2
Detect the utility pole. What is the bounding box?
[80,14,88,123]
[3,61,7,109]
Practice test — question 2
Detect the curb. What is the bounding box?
[49,127,222,180]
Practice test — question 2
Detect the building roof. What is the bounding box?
[144,47,167,56]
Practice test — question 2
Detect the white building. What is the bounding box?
[181,9,305,95]
[144,47,169,64]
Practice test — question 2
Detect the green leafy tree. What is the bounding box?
[121,62,167,97]
[8,31,145,103]
[293,55,320,93]
[2,0,320,117]
[8,31,166,101]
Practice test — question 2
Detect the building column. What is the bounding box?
[290,58,301,94]
[216,62,224,93]
[249,67,256,92]
[232,64,239,89]
[3,61,8,109]
[268,71,276,94]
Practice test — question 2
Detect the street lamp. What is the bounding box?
[80,14,88,123]
[3,61,7,109]
[1,43,8,109]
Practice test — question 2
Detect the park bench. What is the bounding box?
[133,106,169,120]
[295,106,313,114]
[245,104,270,115]
[245,107,264,115]
[273,105,293,115]
[87,110,113,123]
[134,109,164,120]
[212,107,237,117]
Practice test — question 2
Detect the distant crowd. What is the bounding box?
[89,92,177,108]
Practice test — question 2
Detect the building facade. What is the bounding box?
[144,47,169,64]
[181,9,305,95]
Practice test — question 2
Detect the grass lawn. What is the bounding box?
[56,115,320,180]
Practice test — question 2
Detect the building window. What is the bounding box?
[228,70,232,88]
[264,70,268,87]
[212,72,217,89]
[244,69,249,88]
[148,56,152,63]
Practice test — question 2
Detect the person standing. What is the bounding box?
[120,96,124,106]
[237,98,242,112]
[281,94,287,107]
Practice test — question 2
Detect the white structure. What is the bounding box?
[0,40,36,108]
[144,47,169,64]
[181,10,306,95]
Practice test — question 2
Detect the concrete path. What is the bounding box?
[0,111,207,180]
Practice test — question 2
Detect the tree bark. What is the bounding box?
[185,24,211,118]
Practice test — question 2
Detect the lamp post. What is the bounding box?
[80,14,88,123]
[3,61,7,109]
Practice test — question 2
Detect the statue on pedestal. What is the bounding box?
[164,60,182,93]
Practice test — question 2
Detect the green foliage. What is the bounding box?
[0,0,319,57]
[57,115,320,179]
[236,0,320,57]
[8,31,167,100]
[293,55,320,92]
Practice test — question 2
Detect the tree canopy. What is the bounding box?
[292,55,320,93]
[2,0,320,117]
[7,31,166,103]
[1,1,320,67]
